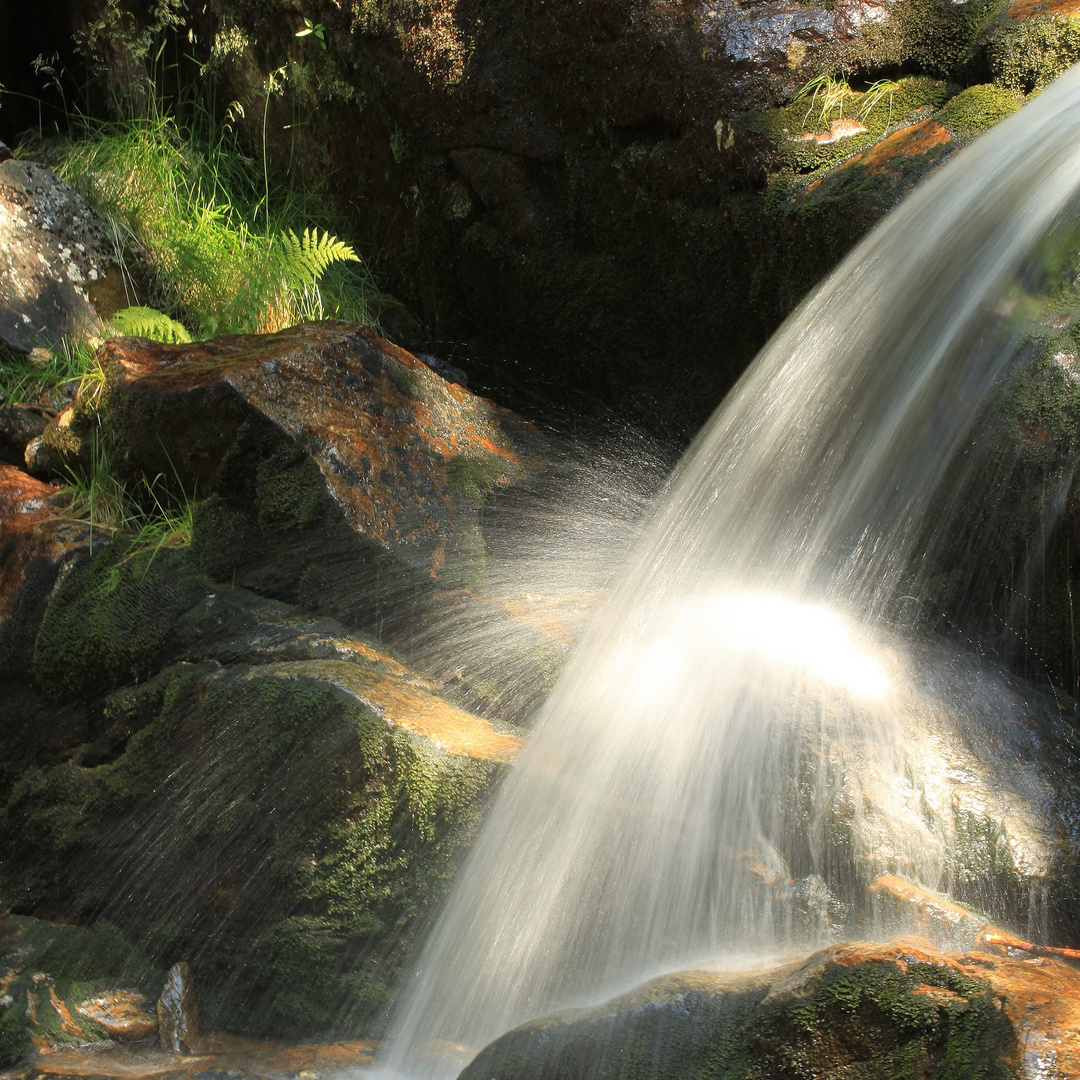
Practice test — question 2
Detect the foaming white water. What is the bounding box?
[386,65,1080,1076]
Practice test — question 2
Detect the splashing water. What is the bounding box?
[386,66,1080,1076]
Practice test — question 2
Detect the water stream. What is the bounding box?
[385,65,1080,1076]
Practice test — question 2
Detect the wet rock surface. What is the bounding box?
[460,937,1080,1080]
[156,964,197,1056]
[100,320,545,579]
[0,161,112,353]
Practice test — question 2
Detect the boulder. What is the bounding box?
[95,320,545,583]
[0,536,518,1040]
[0,464,96,681]
[0,408,48,466]
[460,937,1080,1080]
[0,159,114,353]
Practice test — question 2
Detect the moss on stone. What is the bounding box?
[0,660,495,1039]
[0,915,161,1067]
[752,78,950,176]
[31,540,212,702]
[935,84,1025,138]
[462,955,1015,1080]
[446,453,504,503]
[989,14,1080,93]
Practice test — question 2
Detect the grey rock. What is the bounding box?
[0,159,112,352]
[23,434,62,479]
[157,961,198,1055]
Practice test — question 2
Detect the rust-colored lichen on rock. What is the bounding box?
[249,660,523,762]
[0,465,91,626]
[837,120,953,177]
[103,321,542,576]
[1004,0,1080,18]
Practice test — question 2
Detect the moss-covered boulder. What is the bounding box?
[459,937,1080,1080]
[0,521,519,1045]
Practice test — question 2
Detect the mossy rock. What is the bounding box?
[460,943,1016,1080]
[0,659,497,1038]
[988,14,1080,93]
[934,84,1025,139]
[750,78,950,176]
[31,540,213,703]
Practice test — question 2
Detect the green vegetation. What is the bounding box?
[935,83,1025,138]
[46,114,368,337]
[753,76,950,175]
[989,14,1080,93]
[108,305,193,343]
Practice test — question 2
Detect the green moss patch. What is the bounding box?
[935,84,1025,138]
[989,14,1080,93]
[31,541,212,703]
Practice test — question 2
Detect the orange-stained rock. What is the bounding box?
[1004,0,1080,18]
[0,465,96,668]
[459,937,1080,1080]
[975,925,1080,966]
[101,321,544,577]
[74,991,157,1041]
[1,1035,377,1080]
[247,660,523,763]
[838,120,953,177]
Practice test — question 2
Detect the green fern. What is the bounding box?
[108,306,193,343]
[276,228,360,289]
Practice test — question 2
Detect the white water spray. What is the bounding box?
[387,66,1080,1075]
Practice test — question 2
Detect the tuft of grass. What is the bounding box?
[796,73,854,125]
[0,338,100,409]
[59,429,134,547]
[44,110,379,338]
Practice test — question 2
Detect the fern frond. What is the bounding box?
[277,227,359,288]
[108,305,193,343]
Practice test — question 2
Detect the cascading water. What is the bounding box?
[386,65,1080,1076]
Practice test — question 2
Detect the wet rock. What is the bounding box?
[2,1034,376,1080]
[100,321,545,581]
[869,873,988,950]
[460,937,1080,1080]
[1,552,515,1039]
[157,963,198,1055]
[22,435,64,480]
[0,915,161,1066]
[73,991,157,1041]
[0,408,47,466]
[0,159,112,353]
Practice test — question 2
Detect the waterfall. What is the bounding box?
[385,65,1080,1076]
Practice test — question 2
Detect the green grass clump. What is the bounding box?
[46,112,378,338]
[753,76,950,175]
[0,339,100,408]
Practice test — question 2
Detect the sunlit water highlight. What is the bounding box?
[385,65,1080,1076]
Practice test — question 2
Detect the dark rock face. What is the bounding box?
[0,160,113,353]
[0,408,48,466]
[83,0,1059,433]
[460,937,1080,1080]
